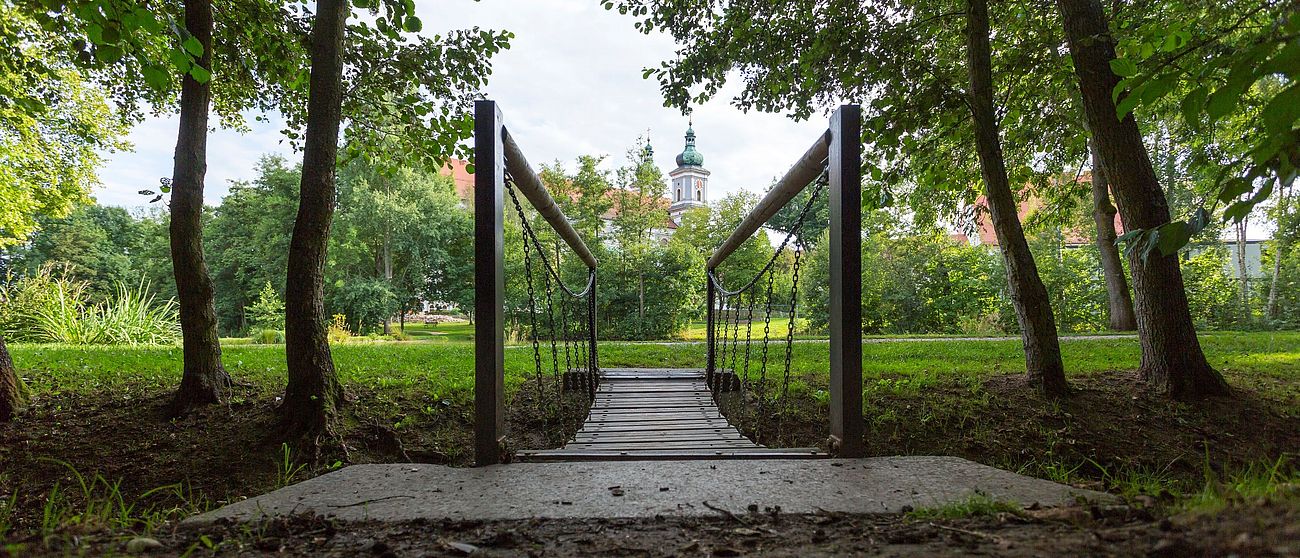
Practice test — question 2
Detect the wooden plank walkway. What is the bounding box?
[518,368,823,461]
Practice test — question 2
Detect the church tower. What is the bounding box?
[668,124,709,222]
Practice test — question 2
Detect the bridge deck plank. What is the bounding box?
[521,368,827,462]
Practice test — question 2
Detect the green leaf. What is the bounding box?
[1140,229,1161,261]
[169,49,191,71]
[182,36,204,58]
[1155,221,1190,256]
[1109,57,1138,77]
[1205,82,1245,122]
[1140,75,1176,105]
[464,163,475,174]
[142,65,168,90]
[101,26,120,44]
[1217,178,1253,203]
[1180,86,1206,128]
[188,64,211,83]
[1222,200,1252,223]
[94,44,123,63]
[403,16,421,32]
[1188,207,1210,235]
[1260,41,1300,77]
[1115,89,1140,120]
[1261,83,1300,134]
[1115,229,1143,246]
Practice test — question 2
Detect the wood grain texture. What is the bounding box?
[520,368,825,461]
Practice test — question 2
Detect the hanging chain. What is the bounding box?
[507,178,548,417]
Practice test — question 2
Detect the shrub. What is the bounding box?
[32,281,181,345]
[0,264,87,341]
[249,328,285,344]
[245,282,285,330]
[327,314,352,344]
[328,278,397,334]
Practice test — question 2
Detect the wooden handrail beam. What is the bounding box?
[706,130,830,270]
[502,128,598,269]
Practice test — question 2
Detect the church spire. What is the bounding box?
[675,121,704,167]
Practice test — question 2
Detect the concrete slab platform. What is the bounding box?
[187,456,1112,525]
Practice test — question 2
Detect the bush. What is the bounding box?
[1183,246,1240,329]
[327,314,352,343]
[245,282,285,330]
[328,278,397,334]
[31,281,181,345]
[0,264,86,341]
[249,328,285,344]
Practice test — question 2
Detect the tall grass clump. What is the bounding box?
[0,264,86,341]
[2,267,180,345]
[37,281,180,345]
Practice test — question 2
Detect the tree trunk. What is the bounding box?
[1235,218,1250,323]
[1266,185,1292,320]
[168,0,230,417]
[967,0,1069,397]
[1089,138,1137,330]
[0,337,21,422]
[1057,0,1229,398]
[281,0,348,442]
[383,232,392,335]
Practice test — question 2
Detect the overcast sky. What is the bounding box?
[93,0,830,209]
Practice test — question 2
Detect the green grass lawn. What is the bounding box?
[672,318,1141,341]
[12,331,1299,402]
[397,321,474,342]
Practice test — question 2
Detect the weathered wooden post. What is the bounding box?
[474,100,506,466]
[705,275,717,384]
[588,270,599,395]
[828,104,865,457]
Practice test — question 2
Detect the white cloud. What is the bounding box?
[94,0,834,210]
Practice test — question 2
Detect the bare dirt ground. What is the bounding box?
[16,501,1300,557]
[3,370,1299,556]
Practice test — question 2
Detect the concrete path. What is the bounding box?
[187,457,1111,525]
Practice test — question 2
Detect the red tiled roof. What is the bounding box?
[442,159,474,201]
[972,173,1124,246]
[443,158,675,224]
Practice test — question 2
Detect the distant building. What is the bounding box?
[442,124,712,245]
[959,178,1268,279]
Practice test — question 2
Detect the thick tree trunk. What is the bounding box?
[1089,138,1137,331]
[967,0,1069,397]
[1057,0,1229,398]
[0,337,21,422]
[168,0,230,417]
[282,0,348,441]
[1235,218,1250,322]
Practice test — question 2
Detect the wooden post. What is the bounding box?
[828,104,865,457]
[588,270,599,395]
[474,100,506,466]
[706,274,717,380]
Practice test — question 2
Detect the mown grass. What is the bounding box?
[12,331,1298,401]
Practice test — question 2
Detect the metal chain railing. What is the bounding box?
[504,171,598,448]
[707,168,828,446]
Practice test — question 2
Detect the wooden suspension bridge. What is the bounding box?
[474,100,864,465]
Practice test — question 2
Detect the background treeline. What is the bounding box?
[5,143,1296,341]
[1,155,474,338]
